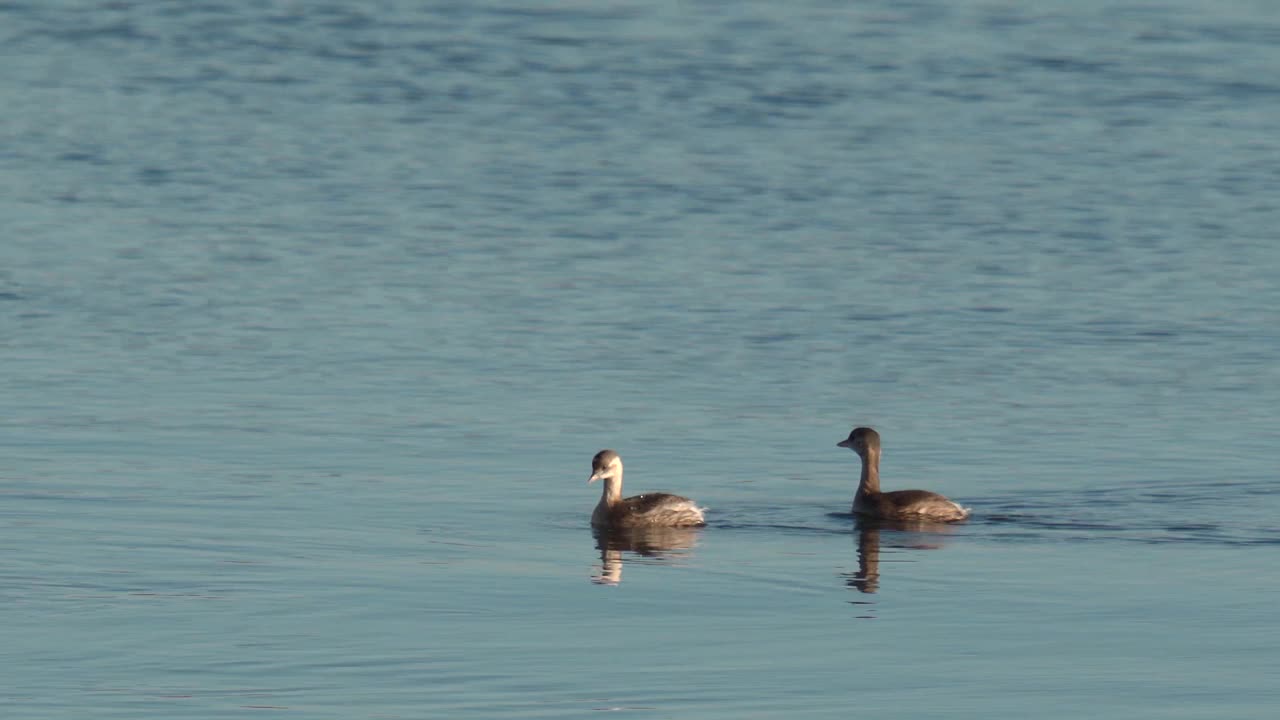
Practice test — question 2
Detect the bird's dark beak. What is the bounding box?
[837,439,853,448]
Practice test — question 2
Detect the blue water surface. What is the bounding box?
[3,1,1279,718]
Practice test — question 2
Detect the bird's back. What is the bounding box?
[609,492,706,528]
[859,489,969,522]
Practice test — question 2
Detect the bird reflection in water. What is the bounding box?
[590,526,701,585]
[844,518,955,597]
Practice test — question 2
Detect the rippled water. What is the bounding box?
[4,1,1280,718]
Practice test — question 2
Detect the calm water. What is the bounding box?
[4,1,1280,717]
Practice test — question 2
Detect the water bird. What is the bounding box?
[588,449,706,528]
[837,427,969,522]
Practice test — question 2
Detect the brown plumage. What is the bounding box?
[588,449,706,529]
[837,427,969,522]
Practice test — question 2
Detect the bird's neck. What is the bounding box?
[599,474,623,506]
[857,450,881,497]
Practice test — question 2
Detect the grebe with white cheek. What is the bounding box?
[588,450,706,529]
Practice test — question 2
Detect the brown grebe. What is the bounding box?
[837,427,969,522]
[588,450,706,528]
